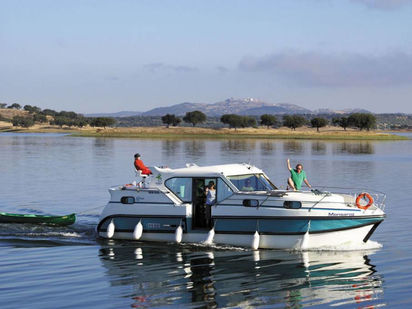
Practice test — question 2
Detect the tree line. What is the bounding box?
[161,110,377,131]
[1,102,377,131]
[1,103,116,128]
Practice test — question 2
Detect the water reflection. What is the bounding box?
[184,140,206,159]
[283,140,304,155]
[93,138,115,158]
[260,141,276,156]
[311,141,327,155]
[333,142,375,155]
[161,140,181,155]
[220,140,256,153]
[98,242,383,308]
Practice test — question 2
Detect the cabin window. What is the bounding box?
[227,174,275,192]
[217,178,233,202]
[165,177,192,202]
[121,196,135,204]
[243,199,259,207]
[283,201,302,209]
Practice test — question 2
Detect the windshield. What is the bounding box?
[227,174,276,192]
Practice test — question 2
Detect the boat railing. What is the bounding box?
[313,185,386,211]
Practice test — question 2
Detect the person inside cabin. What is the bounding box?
[286,158,311,191]
[134,153,152,175]
[241,179,254,191]
[205,181,216,206]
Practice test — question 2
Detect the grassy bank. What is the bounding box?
[71,126,408,140]
[0,123,408,140]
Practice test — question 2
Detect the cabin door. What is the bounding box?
[192,178,215,229]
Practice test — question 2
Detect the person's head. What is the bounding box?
[134,153,141,159]
[208,181,215,189]
[295,164,303,173]
[246,179,251,185]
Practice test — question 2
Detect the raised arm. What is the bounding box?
[287,158,292,171]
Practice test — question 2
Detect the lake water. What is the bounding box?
[0,133,411,308]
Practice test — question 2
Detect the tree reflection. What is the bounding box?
[260,141,276,156]
[161,140,181,156]
[311,141,327,155]
[184,140,206,158]
[220,140,256,153]
[334,142,375,155]
[283,140,304,155]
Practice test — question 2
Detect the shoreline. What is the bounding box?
[0,124,408,140]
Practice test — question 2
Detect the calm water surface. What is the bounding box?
[1,133,412,308]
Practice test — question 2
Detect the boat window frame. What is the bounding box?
[120,196,135,204]
[226,173,277,192]
[283,201,302,209]
[164,177,193,203]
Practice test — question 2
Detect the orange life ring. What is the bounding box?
[356,192,374,210]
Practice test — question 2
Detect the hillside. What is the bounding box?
[86,97,370,118]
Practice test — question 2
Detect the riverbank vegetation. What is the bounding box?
[0,103,409,140]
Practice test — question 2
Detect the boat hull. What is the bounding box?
[97,215,383,249]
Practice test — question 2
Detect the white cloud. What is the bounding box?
[239,51,412,87]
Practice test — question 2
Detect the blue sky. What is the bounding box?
[1,0,412,113]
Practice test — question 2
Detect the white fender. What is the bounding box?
[133,220,143,240]
[204,227,215,245]
[107,219,115,238]
[252,231,260,250]
[175,225,183,243]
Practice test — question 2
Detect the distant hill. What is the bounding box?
[86,111,142,117]
[86,97,372,117]
[142,98,314,117]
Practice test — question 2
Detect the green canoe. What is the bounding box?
[0,212,76,226]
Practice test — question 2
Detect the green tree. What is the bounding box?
[260,114,277,128]
[221,114,256,129]
[244,116,257,128]
[33,113,48,123]
[0,103,7,108]
[183,110,206,127]
[51,116,71,128]
[348,113,376,131]
[72,118,89,128]
[282,115,307,130]
[310,117,328,132]
[58,111,79,119]
[42,109,57,116]
[89,117,116,128]
[172,117,181,127]
[221,114,244,129]
[161,114,181,128]
[8,103,21,109]
[11,116,34,128]
[332,116,349,131]
[23,105,41,114]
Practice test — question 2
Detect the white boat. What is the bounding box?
[97,163,385,249]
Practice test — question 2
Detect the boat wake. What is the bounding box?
[0,219,98,246]
[289,240,382,252]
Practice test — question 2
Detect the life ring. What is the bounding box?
[356,192,374,210]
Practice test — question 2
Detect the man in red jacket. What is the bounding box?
[134,153,152,175]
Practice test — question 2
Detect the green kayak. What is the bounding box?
[0,212,76,226]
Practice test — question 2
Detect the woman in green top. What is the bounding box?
[287,158,312,191]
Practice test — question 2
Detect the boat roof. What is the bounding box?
[152,163,264,178]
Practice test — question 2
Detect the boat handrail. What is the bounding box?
[312,185,386,211]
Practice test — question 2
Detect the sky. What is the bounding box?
[1,0,412,114]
